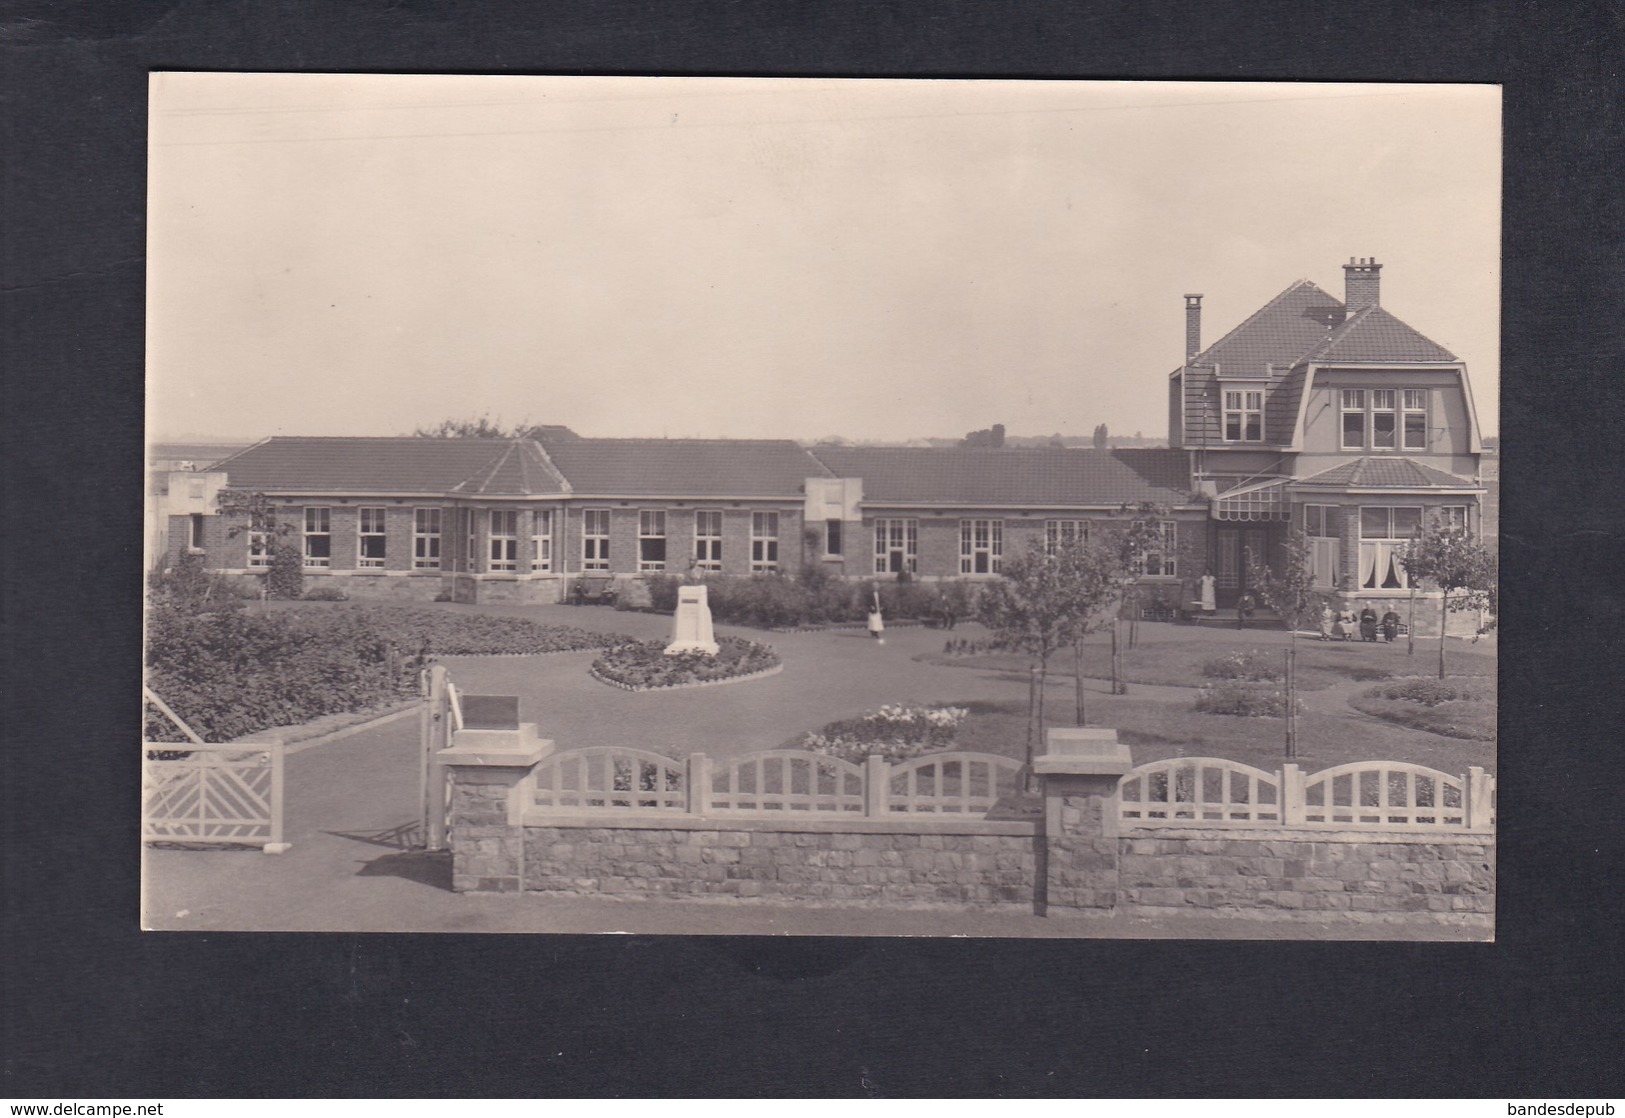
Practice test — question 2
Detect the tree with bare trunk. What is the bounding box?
[1399,518,1497,679]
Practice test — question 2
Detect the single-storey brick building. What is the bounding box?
[161,258,1486,632]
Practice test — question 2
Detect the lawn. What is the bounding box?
[918,631,1495,692]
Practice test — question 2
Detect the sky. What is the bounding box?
[147,75,1500,444]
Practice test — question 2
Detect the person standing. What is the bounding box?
[1200,570,1217,619]
[1236,590,1255,630]
[867,588,885,641]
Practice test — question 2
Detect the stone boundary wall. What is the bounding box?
[513,816,1037,906]
[440,727,1494,925]
[1117,827,1494,922]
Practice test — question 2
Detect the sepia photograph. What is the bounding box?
[142,74,1500,939]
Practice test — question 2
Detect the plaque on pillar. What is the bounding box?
[665,583,720,656]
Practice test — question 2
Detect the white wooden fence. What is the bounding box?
[528,747,1026,818]
[1118,756,1495,831]
[142,688,288,852]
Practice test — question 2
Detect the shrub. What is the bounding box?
[1201,649,1283,682]
[266,543,304,599]
[800,704,969,763]
[645,575,682,613]
[1370,678,1483,706]
[300,583,349,602]
[1195,679,1292,718]
[590,637,780,690]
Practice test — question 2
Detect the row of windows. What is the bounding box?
[1303,503,1468,590]
[874,518,1176,577]
[249,508,787,574]
[245,509,1182,578]
[1342,388,1430,451]
[1220,387,1433,449]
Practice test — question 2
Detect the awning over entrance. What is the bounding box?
[1212,477,1289,522]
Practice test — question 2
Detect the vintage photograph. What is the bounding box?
[142,75,1499,938]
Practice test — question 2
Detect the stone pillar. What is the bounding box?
[439,721,553,893]
[1033,728,1133,914]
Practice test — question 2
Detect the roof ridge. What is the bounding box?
[525,438,573,494]
[205,436,275,473]
[1189,279,1340,367]
[448,439,522,494]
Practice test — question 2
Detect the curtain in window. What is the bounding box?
[1359,541,1378,589]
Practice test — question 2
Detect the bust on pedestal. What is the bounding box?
[665,583,720,656]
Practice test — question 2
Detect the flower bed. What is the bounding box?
[799,704,969,763]
[314,606,633,656]
[1194,679,1295,718]
[1347,678,1497,741]
[589,637,782,691]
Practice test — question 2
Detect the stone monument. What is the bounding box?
[665,583,719,656]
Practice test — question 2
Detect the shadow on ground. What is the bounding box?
[354,848,454,891]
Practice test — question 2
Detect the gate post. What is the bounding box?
[440,720,553,893]
[1033,728,1133,915]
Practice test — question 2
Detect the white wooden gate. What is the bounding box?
[419,665,462,852]
[142,687,289,853]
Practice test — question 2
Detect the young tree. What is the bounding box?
[977,537,1119,775]
[1092,423,1109,450]
[413,414,521,439]
[1248,528,1331,757]
[218,489,302,599]
[1399,518,1497,679]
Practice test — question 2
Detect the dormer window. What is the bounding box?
[1223,389,1263,442]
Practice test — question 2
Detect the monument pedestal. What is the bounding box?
[665,583,719,656]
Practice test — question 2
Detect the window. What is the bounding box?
[1341,389,1366,449]
[824,519,843,557]
[1223,389,1264,442]
[1359,506,1423,589]
[188,513,205,551]
[247,530,271,568]
[1403,389,1429,450]
[1371,389,1397,449]
[489,510,519,572]
[874,518,918,574]
[582,509,610,571]
[413,508,441,569]
[1139,520,1177,577]
[531,509,553,573]
[639,510,667,571]
[694,510,722,571]
[960,519,1004,574]
[358,507,387,568]
[187,479,205,499]
[1439,505,1468,533]
[1045,519,1089,555]
[1304,504,1340,588]
[303,507,331,568]
[750,512,779,572]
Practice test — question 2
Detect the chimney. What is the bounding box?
[1184,294,1203,362]
[1343,256,1382,315]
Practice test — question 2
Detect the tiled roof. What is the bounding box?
[1294,457,1479,489]
[533,435,829,498]
[1299,305,1458,364]
[1179,280,1344,446]
[806,446,1195,507]
[209,437,568,496]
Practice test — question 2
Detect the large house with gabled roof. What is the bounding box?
[160,256,1485,633]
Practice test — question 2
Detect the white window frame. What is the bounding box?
[1439,505,1468,533]
[1358,505,1424,590]
[357,507,387,568]
[1139,520,1177,577]
[302,507,332,568]
[637,510,668,571]
[1222,388,1264,442]
[413,508,441,570]
[694,510,722,571]
[1341,389,1367,450]
[873,518,918,575]
[1403,389,1429,450]
[960,519,1004,575]
[531,509,553,573]
[1044,519,1089,555]
[1371,389,1398,449]
[750,511,779,572]
[1303,504,1340,588]
[247,530,271,569]
[582,509,611,572]
[488,510,519,572]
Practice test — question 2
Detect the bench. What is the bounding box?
[570,577,618,606]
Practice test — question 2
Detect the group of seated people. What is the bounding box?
[1320,604,1402,642]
